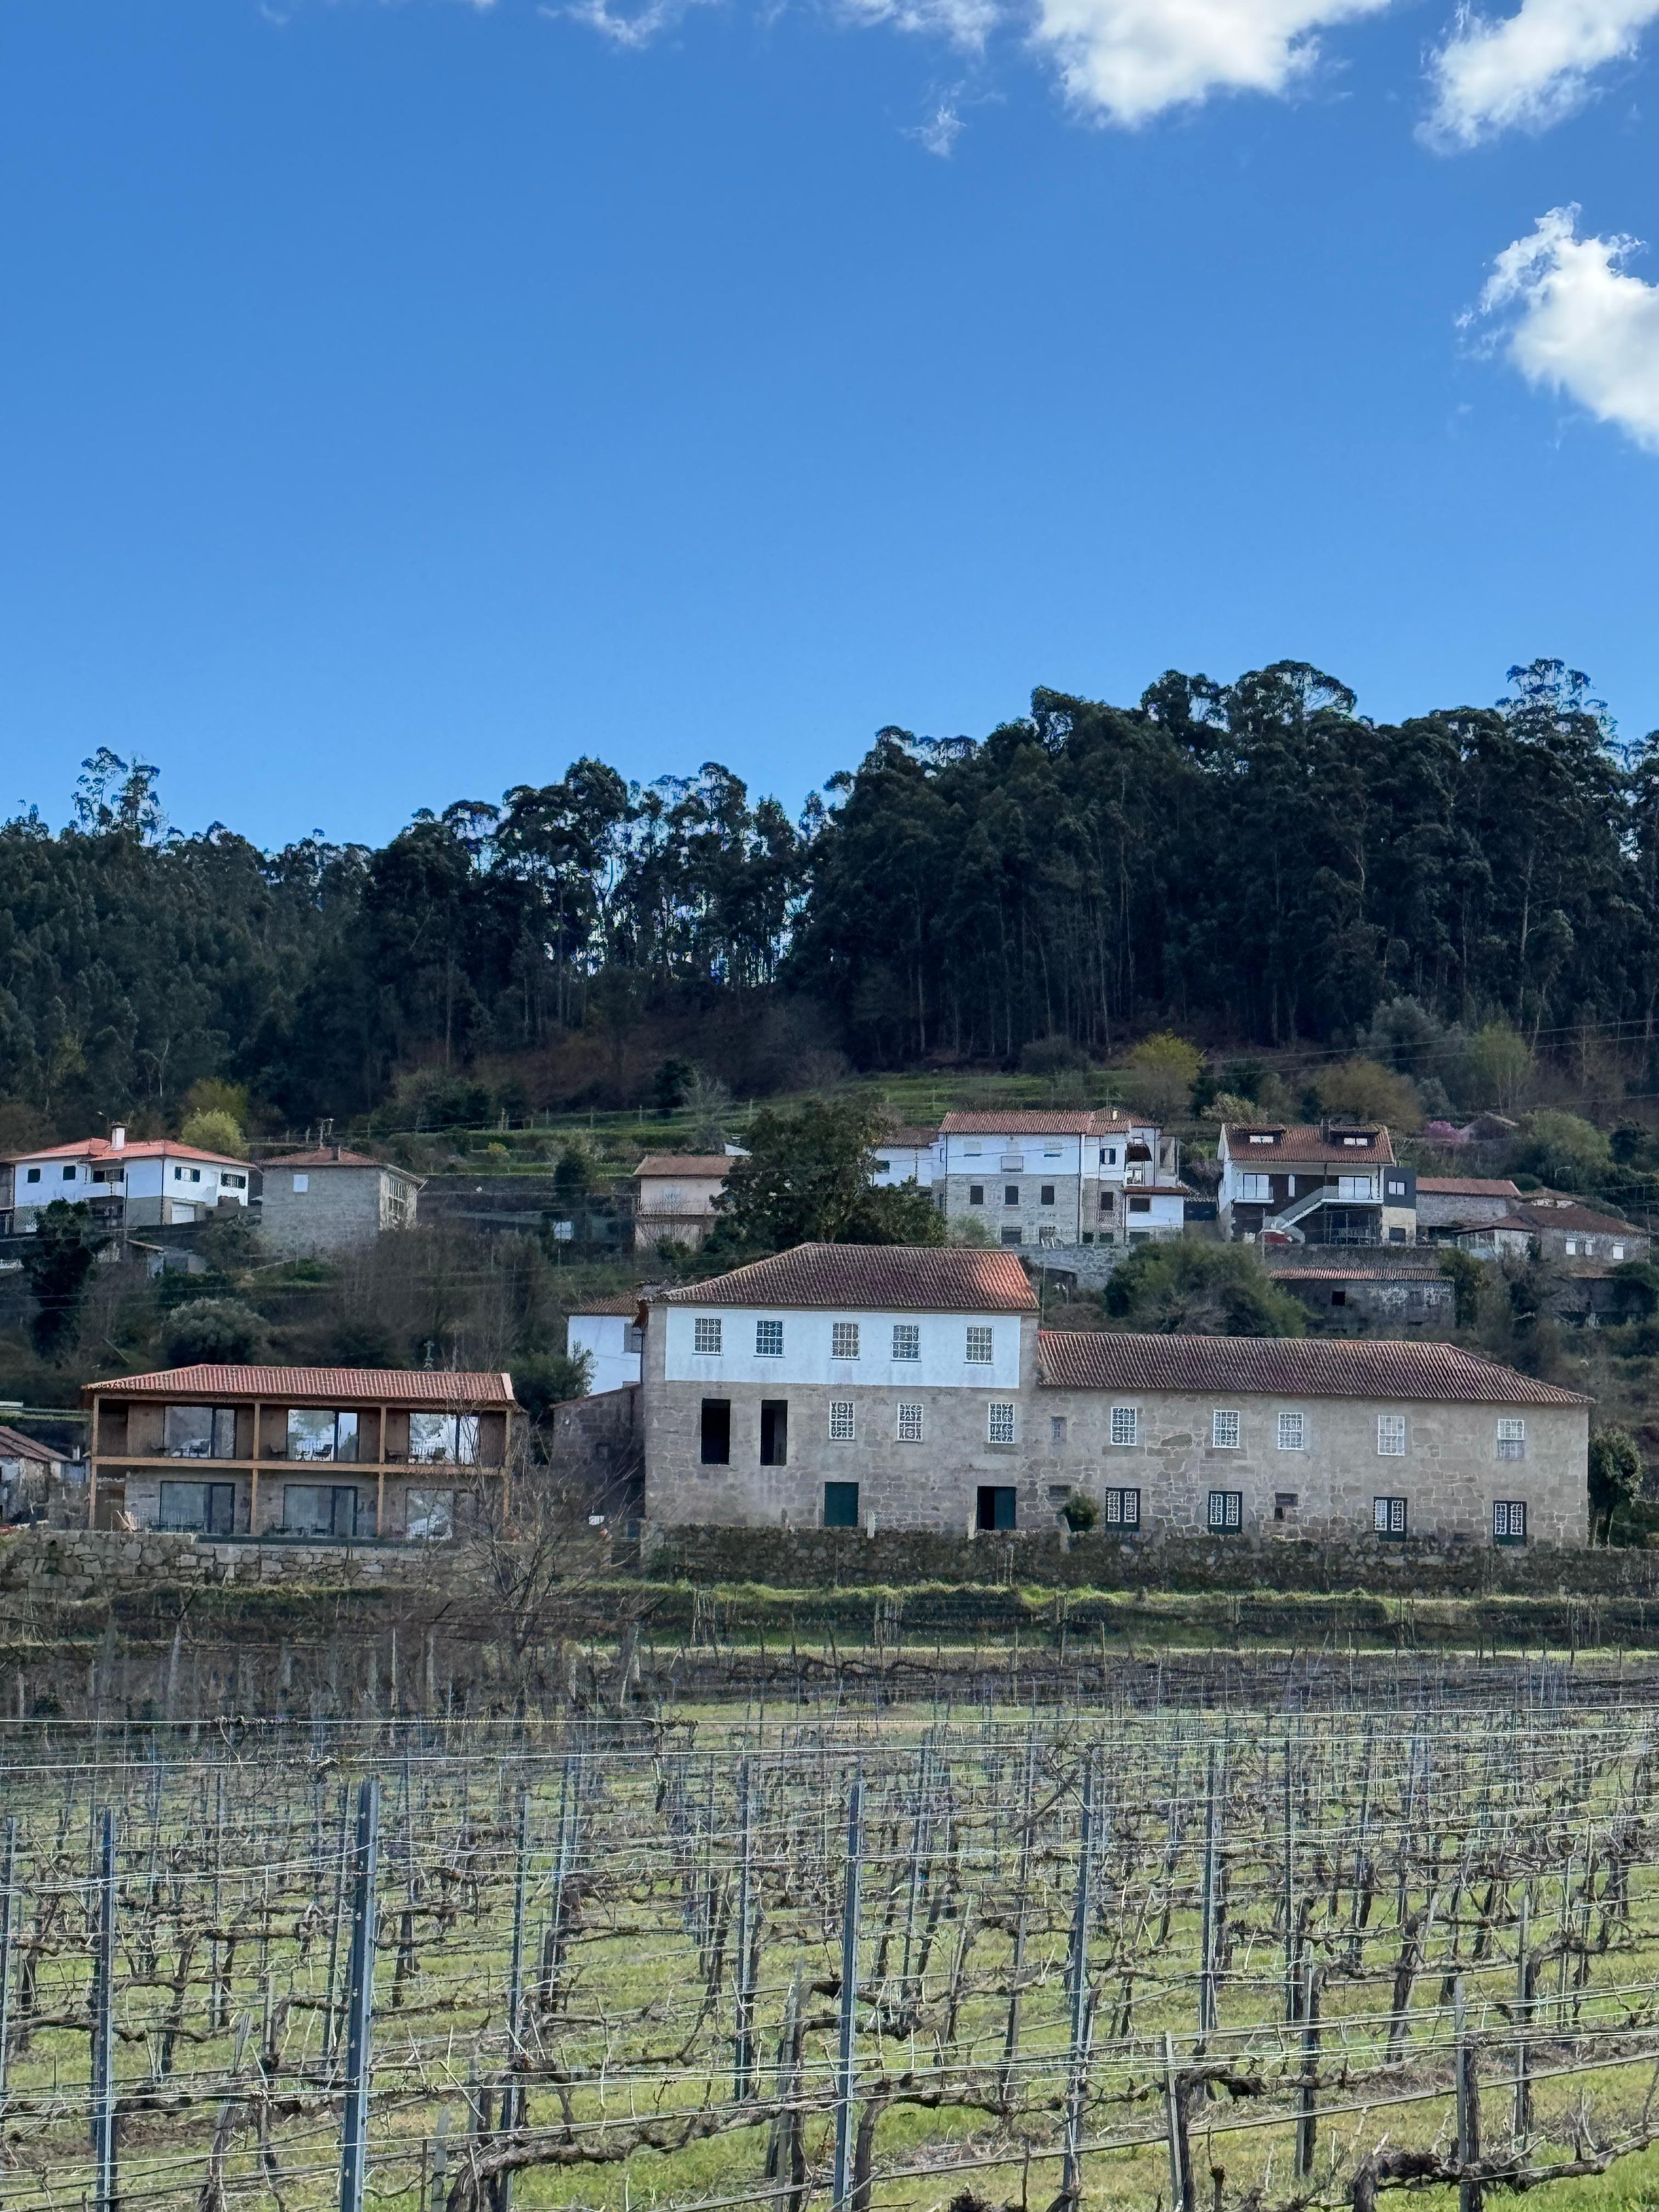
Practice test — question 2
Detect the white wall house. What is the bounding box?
[1,1127,253,1233]
[870,1126,938,1188]
[567,1294,646,1393]
[933,1110,1187,1248]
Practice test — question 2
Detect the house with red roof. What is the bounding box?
[0,1124,252,1234]
[640,1242,1587,1546]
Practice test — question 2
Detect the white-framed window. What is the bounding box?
[1044,1143,1063,1159]
[1110,1405,1138,1448]
[1373,1495,1408,1536]
[1207,1489,1243,1531]
[693,1317,723,1357]
[1613,1243,1626,1260]
[831,1322,860,1361]
[1238,1173,1271,1202]
[1277,1411,1305,1452]
[988,1402,1017,1445]
[292,1173,309,1193]
[1493,1499,1527,1543]
[1247,1132,1274,1144]
[1377,1414,1407,1457]
[1051,1415,1066,1443]
[965,1326,994,1364]
[1211,1409,1241,1450]
[1565,1238,1578,1256]
[891,1323,920,1362]
[829,1401,855,1443]
[755,1320,784,1358]
[896,1402,924,1443]
[1498,1418,1526,1461]
[1338,1176,1374,1202]
[1103,1487,1140,1528]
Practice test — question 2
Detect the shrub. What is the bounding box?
[1060,1489,1098,1533]
[1125,1033,1204,1119]
[1511,1109,1612,1192]
[161,1297,270,1365]
[179,1108,247,1159]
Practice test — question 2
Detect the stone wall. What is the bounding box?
[0,1526,452,1601]
[550,1384,642,1506]
[639,1521,1659,1599]
[260,1168,395,1256]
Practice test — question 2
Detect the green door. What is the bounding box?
[823,1482,860,1529]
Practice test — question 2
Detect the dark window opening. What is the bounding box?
[968,1183,984,1205]
[1128,1196,1151,1214]
[1005,1185,1020,1206]
[1330,1289,1347,1307]
[1040,1184,1056,1206]
[699,1399,731,1466]
[823,1481,859,1529]
[760,1400,788,1467]
[977,1485,1017,1532]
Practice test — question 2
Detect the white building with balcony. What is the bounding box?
[933,1110,1187,1248]
[0,1126,254,1234]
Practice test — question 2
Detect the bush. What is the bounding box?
[179,1108,247,1159]
[1306,1057,1421,1129]
[1020,1035,1088,1077]
[1103,1242,1306,1338]
[1511,1109,1612,1192]
[160,1297,270,1365]
[1060,1488,1098,1533]
[1589,1427,1642,1541]
[1125,1033,1204,1119]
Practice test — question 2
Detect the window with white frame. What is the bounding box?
[965,1325,994,1364]
[1493,1499,1527,1543]
[1211,1409,1241,1450]
[1497,1418,1526,1462]
[831,1322,860,1361]
[1338,1176,1375,1201]
[1110,1405,1138,1447]
[1373,1495,1408,1536]
[1277,1411,1305,1452]
[755,1320,784,1357]
[1207,1489,1243,1531]
[896,1402,924,1443]
[1238,1173,1271,1202]
[1613,1243,1626,1260]
[829,1401,855,1442]
[988,1402,1016,1445]
[1103,1487,1140,1528]
[692,1318,723,1356]
[891,1323,920,1362]
[1376,1414,1407,1457]
[1565,1238,1578,1256]
[1044,1143,1062,1159]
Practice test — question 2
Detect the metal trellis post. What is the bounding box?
[830,1766,864,2212]
[338,1778,381,2212]
[91,1807,117,2212]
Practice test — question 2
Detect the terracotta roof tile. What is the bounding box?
[0,1425,61,1464]
[84,1365,520,1406]
[1516,1204,1642,1238]
[663,1243,1038,1312]
[1222,1123,1396,1166]
[1264,1252,1446,1280]
[940,1110,1142,1136]
[1416,1177,1522,1198]
[1034,1329,1587,1405]
[3,1137,249,1169]
[569,1291,649,1317]
[634,1155,735,1179]
[263,1148,417,1177]
[875,1127,940,1150]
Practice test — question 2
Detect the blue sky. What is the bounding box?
[2,0,1656,845]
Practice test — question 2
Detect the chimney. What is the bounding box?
[110,1124,127,1152]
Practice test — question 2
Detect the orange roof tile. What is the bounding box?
[84,1365,519,1406]
[1223,1124,1397,1166]
[1034,1329,1585,1404]
[634,1155,735,1179]
[664,1243,1037,1312]
[4,1137,249,1169]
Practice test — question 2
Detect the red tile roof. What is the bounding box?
[84,1365,520,1406]
[1417,1177,1522,1198]
[1222,1124,1396,1166]
[875,1127,940,1150]
[569,1291,649,1317]
[1034,1329,1587,1404]
[634,1154,735,1179]
[0,1425,62,1465]
[940,1110,1142,1135]
[1514,1204,1644,1238]
[1264,1252,1446,1280]
[4,1137,249,1169]
[263,1148,417,1176]
[664,1243,1038,1312]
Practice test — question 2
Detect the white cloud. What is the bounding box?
[1027,0,1390,123]
[552,0,713,42]
[1471,205,1659,450]
[839,0,997,46]
[1425,0,1659,144]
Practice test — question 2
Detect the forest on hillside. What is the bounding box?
[4,656,1657,1141]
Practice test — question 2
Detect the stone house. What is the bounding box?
[1415,1177,1523,1239]
[83,1364,520,1541]
[631,1154,735,1250]
[258,1146,422,1256]
[0,1424,78,1517]
[1218,1122,1416,1245]
[933,1109,1187,1248]
[640,1243,1586,1546]
[1476,1203,1649,1266]
[1264,1250,1454,1325]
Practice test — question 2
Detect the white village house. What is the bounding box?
[0,1126,253,1234]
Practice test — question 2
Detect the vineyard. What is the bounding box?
[5,1680,1659,2212]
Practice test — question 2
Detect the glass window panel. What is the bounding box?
[165,1407,214,1459]
[159,1481,208,1530]
[409,1412,455,1462]
[406,1488,455,1542]
[288,1409,339,1462]
[334,1412,359,1463]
